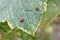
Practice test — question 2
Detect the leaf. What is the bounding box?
[2,28,36,40]
[0,21,11,33]
[2,29,17,40]
[0,0,47,35]
[39,0,60,28]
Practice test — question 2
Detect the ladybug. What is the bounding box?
[35,6,39,11]
[19,18,24,23]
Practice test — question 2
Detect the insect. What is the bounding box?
[19,18,24,23]
[35,6,39,11]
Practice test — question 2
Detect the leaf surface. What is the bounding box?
[0,0,47,35]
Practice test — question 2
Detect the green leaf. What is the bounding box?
[2,29,17,40]
[0,0,47,35]
[0,21,11,33]
[39,0,60,28]
[2,28,36,40]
